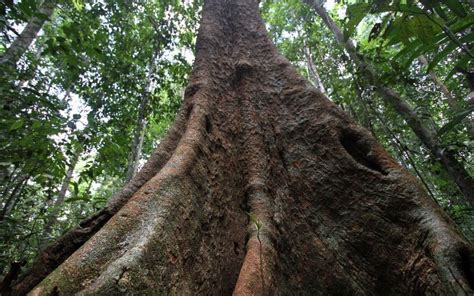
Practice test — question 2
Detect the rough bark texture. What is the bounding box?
[11,0,474,295]
[0,0,55,66]
[305,0,474,204]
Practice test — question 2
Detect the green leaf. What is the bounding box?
[374,3,424,14]
[32,121,42,129]
[398,34,449,67]
[446,54,471,80]
[245,212,262,230]
[9,119,24,131]
[442,0,467,17]
[73,181,80,196]
[449,14,474,32]
[393,14,474,65]
[428,32,474,71]
[1,216,19,225]
[384,17,406,45]
[17,0,35,17]
[71,0,84,11]
[409,15,435,43]
[344,3,370,40]
[246,211,257,224]
[433,4,449,20]
[438,107,474,136]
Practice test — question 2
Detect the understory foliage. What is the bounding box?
[0,0,472,281]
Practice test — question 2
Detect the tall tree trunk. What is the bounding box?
[303,44,326,94]
[305,0,474,203]
[39,147,82,249]
[0,0,55,66]
[124,99,147,183]
[124,51,159,183]
[8,0,474,295]
[418,55,474,139]
[0,175,29,221]
[1,169,22,204]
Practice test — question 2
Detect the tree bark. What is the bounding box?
[0,0,55,67]
[305,0,474,204]
[124,116,146,183]
[9,0,474,294]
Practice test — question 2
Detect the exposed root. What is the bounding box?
[233,233,274,296]
[10,103,190,295]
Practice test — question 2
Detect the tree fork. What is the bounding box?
[9,0,474,294]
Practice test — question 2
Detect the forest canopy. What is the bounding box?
[0,0,473,290]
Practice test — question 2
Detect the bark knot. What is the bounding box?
[340,130,387,175]
[234,60,253,82]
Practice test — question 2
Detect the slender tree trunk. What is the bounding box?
[418,55,474,139]
[124,101,148,183]
[303,44,325,94]
[305,0,474,203]
[0,175,29,221]
[39,147,82,249]
[8,0,474,295]
[459,69,474,137]
[1,168,21,202]
[0,0,55,66]
[125,48,161,183]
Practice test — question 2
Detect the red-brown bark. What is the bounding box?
[9,0,474,294]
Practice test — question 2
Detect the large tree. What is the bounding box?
[8,0,473,294]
